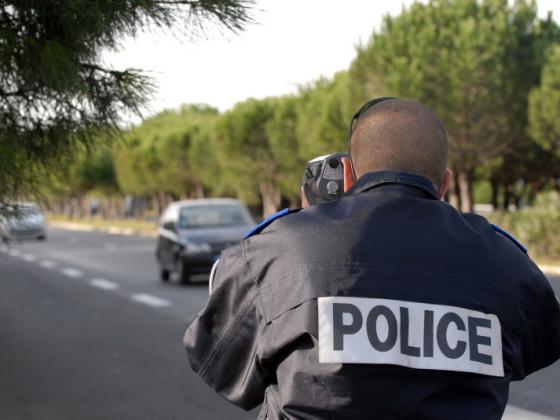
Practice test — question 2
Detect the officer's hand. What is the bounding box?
[300,186,309,208]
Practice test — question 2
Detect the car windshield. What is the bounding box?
[3,206,40,218]
[177,205,250,229]
[18,207,40,216]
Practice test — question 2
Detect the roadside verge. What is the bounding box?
[46,220,560,277]
[48,220,157,238]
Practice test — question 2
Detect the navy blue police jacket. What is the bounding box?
[183,170,560,420]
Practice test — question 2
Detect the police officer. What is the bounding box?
[183,98,560,419]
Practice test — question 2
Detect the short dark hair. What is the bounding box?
[350,98,448,187]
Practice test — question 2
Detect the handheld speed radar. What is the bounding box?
[301,152,348,205]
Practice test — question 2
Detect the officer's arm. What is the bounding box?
[183,243,267,410]
[513,265,560,380]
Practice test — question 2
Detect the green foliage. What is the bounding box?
[114,105,220,198]
[296,72,352,160]
[215,98,277,207]
[0,0,254,201]
[483,8,560,204]
[266,95,306,198]
[350,0,551,172]
[529,44,560,155]
[35,136,120,203]
[34,0,560,224]
[488,191,560,259]
[72,148,120,195]
[473,180,492,204]
[348,0,559,212]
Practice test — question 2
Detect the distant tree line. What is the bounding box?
[39,0,560,217]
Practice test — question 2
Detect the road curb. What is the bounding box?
[44,221,560,276]
[48,221,96,232]
[48,221,157,238]
[538,264,560,277]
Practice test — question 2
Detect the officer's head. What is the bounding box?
[343,98,452,199]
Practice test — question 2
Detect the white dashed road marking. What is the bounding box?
[39,260,57,269]
[8,249,21,257]
[131,294,171,308]
[89,278,120,291]
[22,253,36,262]
[60,267,84,278]
[503,405,557,420]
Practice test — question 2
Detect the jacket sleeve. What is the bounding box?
[183,243,268,410]
[512,264,560,380]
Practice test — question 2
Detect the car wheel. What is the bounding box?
[176,259,191,285]
[37,234,46,241]
[160,268,170,282]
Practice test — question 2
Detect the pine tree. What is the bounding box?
[0,0,253,201]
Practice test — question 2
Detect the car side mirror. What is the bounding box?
[162,221,176,231]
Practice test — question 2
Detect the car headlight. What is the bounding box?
[184,243,212,254]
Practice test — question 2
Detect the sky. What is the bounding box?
[103,0,560,123]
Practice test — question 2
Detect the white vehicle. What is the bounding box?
[0,202,47,242]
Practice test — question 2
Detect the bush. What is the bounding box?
[487,191,560,261]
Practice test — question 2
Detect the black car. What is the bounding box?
[155,199,254,284]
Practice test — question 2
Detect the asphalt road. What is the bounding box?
[0,226,558,420]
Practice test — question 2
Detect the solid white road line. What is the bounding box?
[503,404,557,420]
[39,260,57,269]
[22,253,36,262]
[89,278,120,291]
[60,267,84,278]
[131,294,171,308]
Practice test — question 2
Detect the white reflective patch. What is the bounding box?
[208,259,220,295]
[318,296,504,377]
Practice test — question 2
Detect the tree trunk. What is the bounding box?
[109,196,118,219]
[259,182,281,217]
[154,193,164,216]
[100,198,108,219]
[503,184,511,211]
[194,183,205,199]
[457,170,473,213]
[553,177,560,192]
[58,198,65,216]
[448,172,462,211]
[514,183,526,209]
[490,178,499,210]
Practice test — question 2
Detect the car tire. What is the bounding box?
[177,259,191,285]
[160,268,170,282]
[37,234,46,241]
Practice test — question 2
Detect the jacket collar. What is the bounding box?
[345,170,439,200]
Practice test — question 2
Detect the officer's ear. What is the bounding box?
[300,186,310,208]
[342,157,355,192]
[437,168,453,200]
